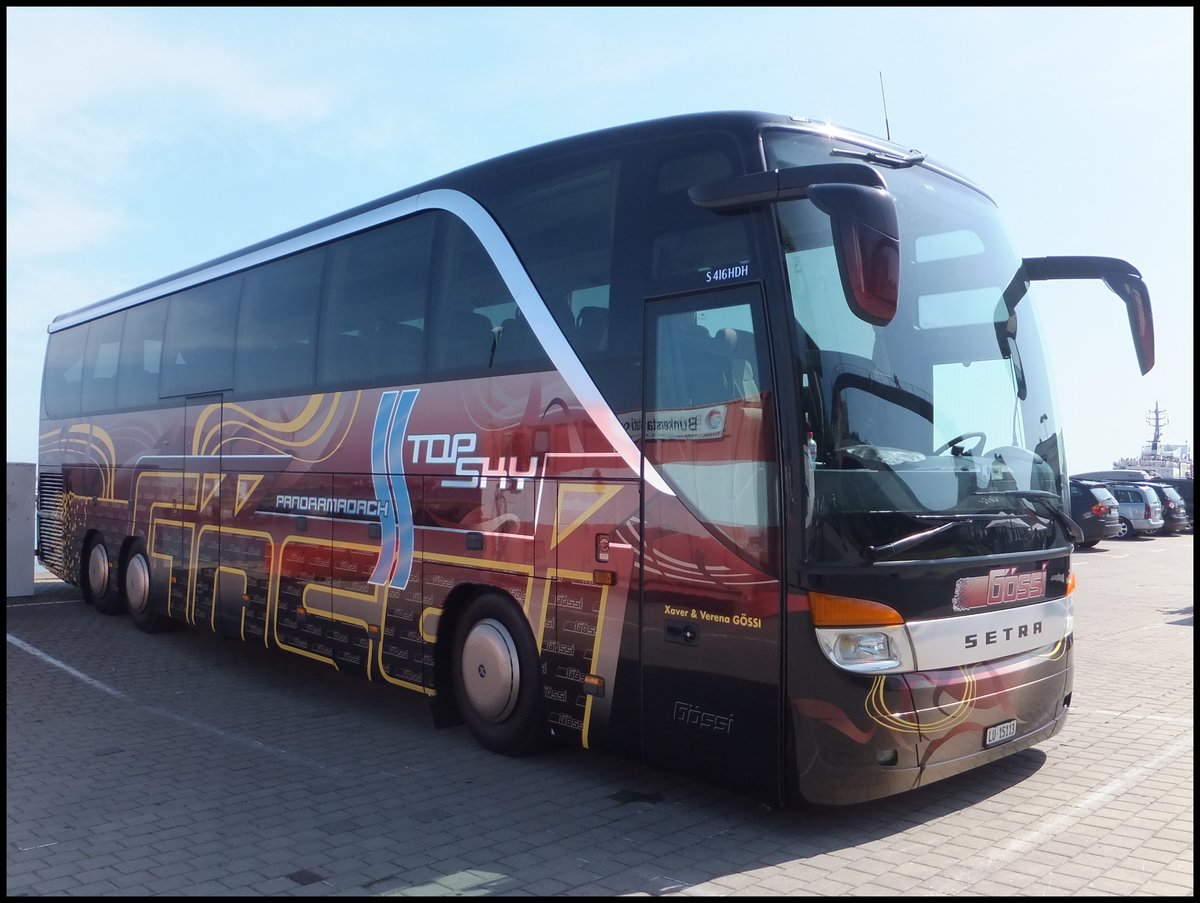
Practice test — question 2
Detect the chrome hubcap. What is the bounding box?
[460,618,519,723]
[125,554,150,614]
[87,542,110,597]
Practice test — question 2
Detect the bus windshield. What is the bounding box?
[766,131,1065,565]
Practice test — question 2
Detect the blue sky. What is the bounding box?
[6,6,1193,472]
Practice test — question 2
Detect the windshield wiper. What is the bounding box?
[863,521,958,562]
[830,147,927,169]
[974,489,1084,544]
[862,505,1071,563]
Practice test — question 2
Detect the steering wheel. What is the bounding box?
[933,431,987,456]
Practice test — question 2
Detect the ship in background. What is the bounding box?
[1113,403,1193,478]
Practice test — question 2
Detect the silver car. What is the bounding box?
[1107,482,1165,539]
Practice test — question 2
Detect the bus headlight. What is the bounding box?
[809,592,916,674]
[838,632,894,665]
[815,625,915,673]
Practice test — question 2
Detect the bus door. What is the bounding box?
[184,394,224,630]
[640,284,785,803]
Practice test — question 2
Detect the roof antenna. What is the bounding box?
[879,71,891,142]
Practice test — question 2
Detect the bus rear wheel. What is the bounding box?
[121,540,165,633]
[82,534,125,615]
[451,592,544,756]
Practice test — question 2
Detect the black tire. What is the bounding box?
[121,539,166,633]
[81,533,125,615]
[1077,539,1100,549]
[451,591,544,756]
[1116,518,1135,540]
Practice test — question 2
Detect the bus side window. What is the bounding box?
[493,312,541,366]
[80,310,125,414]
[575,305,609,354]
[318,215,433,389]
[430,215,546,375]
[116,299,166,409]
[368,320,424,380]
[236,248,323,397]
[469,159,617,359]
[160,278,242,397]
[434,311,497,374]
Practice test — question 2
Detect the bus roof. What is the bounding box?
[49,110,977,332]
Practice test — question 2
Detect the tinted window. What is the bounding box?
[627,138,749,412]
[474,159,618,358]
[43,325,88,419]
[237,248,324,396]
[318,216,433,388]
[472,135,750,415]
[80,311,125,413]
[116,300,167,408]
[429,215,549,375]
[644,285,776,574]
[646,143,749,295]
[161,278,242,397]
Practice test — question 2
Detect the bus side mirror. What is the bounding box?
[1023,256,1155,375]
[809,184,900,327]
[1102,273,1155,375]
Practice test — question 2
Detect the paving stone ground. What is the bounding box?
[7,536,1193,896]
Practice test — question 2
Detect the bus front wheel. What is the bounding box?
[82,534,125,615]
[451,592,544,756]
[121,540,165,633]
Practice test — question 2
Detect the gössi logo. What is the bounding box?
[673,700,734,734]
[952,562,1049,611]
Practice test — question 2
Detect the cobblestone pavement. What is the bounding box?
[6,536,1192,896]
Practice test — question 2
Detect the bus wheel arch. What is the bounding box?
[81,531,125,615]
[446,587,545,756]
[119,537,165,633]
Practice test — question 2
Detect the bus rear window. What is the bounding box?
[43,325,88,419]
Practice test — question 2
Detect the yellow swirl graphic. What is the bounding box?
[63,423,118,500]
[865,669,976,734]
[192,394,326,454]
[190,393,361,463]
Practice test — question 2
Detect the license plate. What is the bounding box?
[984,718,1018,748]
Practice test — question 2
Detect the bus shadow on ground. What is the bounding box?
[351,740,1051,896]
[7,587,1056,898]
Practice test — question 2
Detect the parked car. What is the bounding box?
[1152,477,1193,531]
[1143,482,1190,534]
[1106,483,1165,539]
[1069,479,1122,548]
